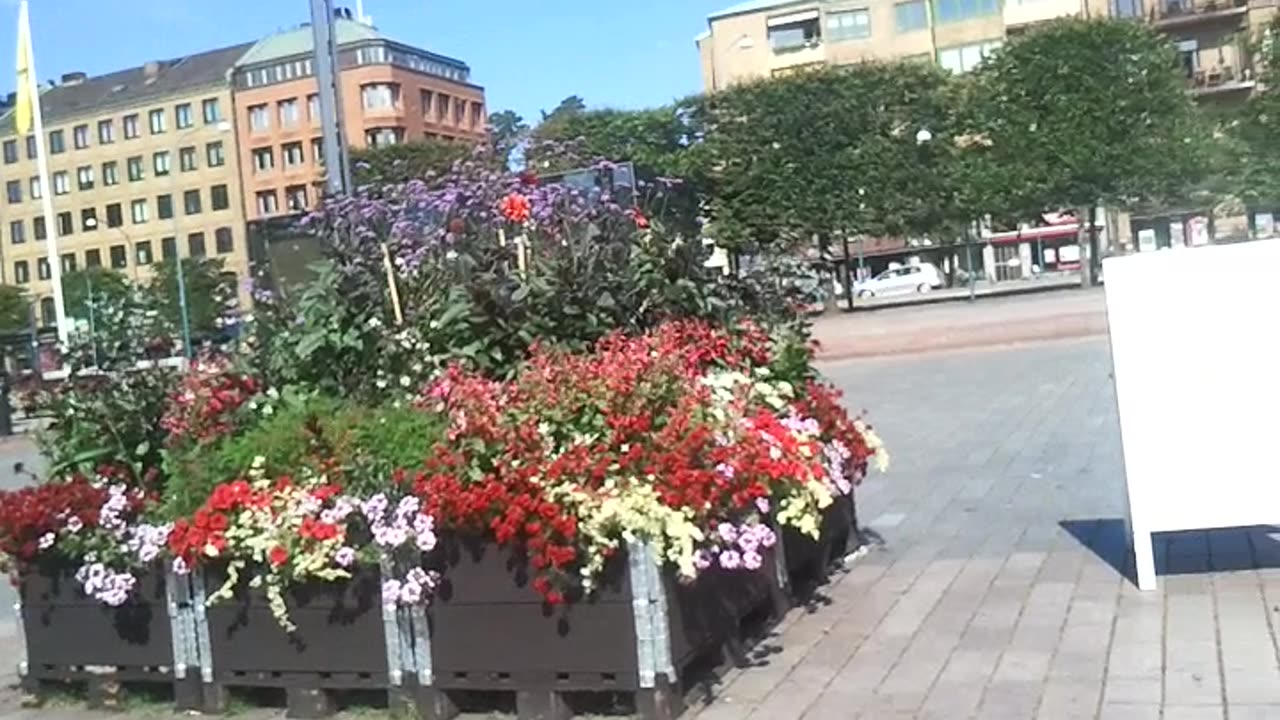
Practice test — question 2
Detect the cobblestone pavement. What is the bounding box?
[694,336,1280,720]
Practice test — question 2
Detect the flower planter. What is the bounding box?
[782,494,857,593]
[411,534,787,720]
[16,563,198,709]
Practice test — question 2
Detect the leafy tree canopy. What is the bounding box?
[0,285,28,333]
[351,139,475,186]
[147,258,235,341]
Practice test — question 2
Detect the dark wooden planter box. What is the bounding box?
[201,564,389,688]
[425,534,782,694]
[19,563,174,677]
[782,494,857,591]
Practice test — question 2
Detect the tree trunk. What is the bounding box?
[1077,205,1094,287]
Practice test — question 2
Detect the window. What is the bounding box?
[202,98,222,124]
[13,261,28,284]
[73,124,90,149]
[76,166,94,190]
[249,104,270,132]
[454,100,467,127]
[435,94,451,123]
[38,257,51,281]
[283,142,305,167]
[6,180,21,204]
[85,249,102,268]
[279,99,300,128]
[81,208,97,232]
[57,211,73,236]
[98,119,115,144]
[311,138,325,165]
[285,184,308,212]
[1112,0,1143,17]
[470,102,484,130]
[128,156,145,181]
[188,232,206,258]
[361,83,401,111]
[3,140,16,164]
[110,244,128,269]
[934,0,999,23]
[136,241,154,266]
[53,171,70,195]
[33,216,46,240]
[184,189,202,215]
[937,39,1002,73]
[207,141,225,167]
[768,16,821,51]
[252,147,275,174]
[175,103,194,129]
[420,90,434,118]
[9,220,24,245]
[256,190,279,215]
[161,237,177,261]
[895,0,929,32]
[106,203,123,228]
[307,94,320,122]
[103,161,120,186]
[29,177,41,200]
[39,297,55,327]
[157,194,174,220]
[123,114,140,139]
[365,128,404,148]
[1176,38,1199,79]
[49,129,65,154]
[211,184,230,211]
[131,198,150,224]
[149,108,167,134]
[154,151,171,176]
[25,135,36,159]
[61,254,76,273]
[180,146,198,172]
[215,227,234,255]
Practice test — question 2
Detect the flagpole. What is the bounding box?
[17,0,69,347]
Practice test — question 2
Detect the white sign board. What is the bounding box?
[1104,239,1280,589]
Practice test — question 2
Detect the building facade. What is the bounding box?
[230,19,486,222]
[0,42,255,326]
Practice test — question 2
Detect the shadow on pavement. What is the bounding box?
[1061,518,1280,585]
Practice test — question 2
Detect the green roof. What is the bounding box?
[236,18,382,67]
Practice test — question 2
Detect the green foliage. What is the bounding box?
[162,392,444,517]
[0,285,29,333]
[487,109,529,167]
[351,139,476,185]
[1227,17,1280,207]
[147,258,234,342]
[967,18,1214,215]
[61,268,131,334]
[698,61,964,249]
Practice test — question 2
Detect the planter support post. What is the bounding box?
[378,561,404,686]
[407,600,434,686]
[628,541,657,688]
[13,601,27,681]
[165,570,190,680]
[642,544,675,683]
[189,569,215,683]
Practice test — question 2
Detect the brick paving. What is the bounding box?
[694,336,1280,720]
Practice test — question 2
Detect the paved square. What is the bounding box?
[695,336,1280,720]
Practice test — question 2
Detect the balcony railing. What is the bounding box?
[1150,0,1249,27]
[1183,43,1258,97]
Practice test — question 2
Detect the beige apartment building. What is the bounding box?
[230,19,486,222]
[0,42,255,327]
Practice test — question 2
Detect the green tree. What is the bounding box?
[697,61,965,250]
[967,19,1214,279]
[61,268,131,324]
[487,108,529,167]
[147,258,235,342]
[1227,17,1280,211]
[351,139,474,185]
[0,285,29,333]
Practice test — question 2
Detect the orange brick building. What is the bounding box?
[230,19,486,221]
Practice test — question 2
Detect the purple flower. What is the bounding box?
[381,579,402,608]
[334,547,357,568]
[717,523,738,544]
[172,557,191,576]
[715,463,736,480]
[65,516,84,533]
[693,549,713,571]
[742,551,764,571]
[718,550,742,570]
[755,498,770,514]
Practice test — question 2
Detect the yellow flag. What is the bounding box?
[14,1,33,136]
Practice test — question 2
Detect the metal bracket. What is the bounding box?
[378,560,404,686]
[13,601,28,679]
[627,540,656,688]
[189,570,215,683]
[407,601,433,685]
[164,570,189,679]
[642,543,676,683]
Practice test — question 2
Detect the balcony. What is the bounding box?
[1179,39,1258,99]
[1150,0,1248,29]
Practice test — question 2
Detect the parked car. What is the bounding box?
[848,263,945,298]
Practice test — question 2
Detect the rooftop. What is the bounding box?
[0,41,252,135]
[235,18,468,71]
[708,0,814,21]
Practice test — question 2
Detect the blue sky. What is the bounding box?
[1,0,733,122]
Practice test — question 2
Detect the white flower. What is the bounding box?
[37,533,55,550]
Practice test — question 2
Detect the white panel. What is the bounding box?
[1105,240,1280,544]
[767,9,821,25]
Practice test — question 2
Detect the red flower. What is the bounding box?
[499,193,532,224]
[629,208,650,229]
[268,546,289,568]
